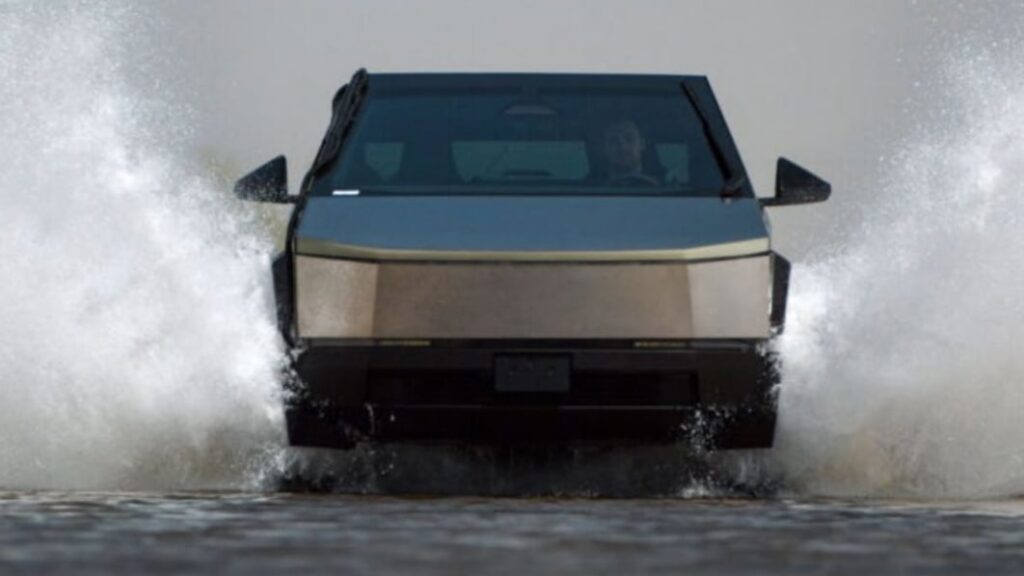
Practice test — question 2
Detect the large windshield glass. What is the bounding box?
[313,86,726,196]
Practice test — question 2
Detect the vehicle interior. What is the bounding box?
[317,88,727,196]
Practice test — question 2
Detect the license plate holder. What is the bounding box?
[494,354,571,392]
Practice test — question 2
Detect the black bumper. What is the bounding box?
[286,340,777,450]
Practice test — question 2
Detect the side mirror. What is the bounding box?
[234,155,294,203]
[761,157,830,207]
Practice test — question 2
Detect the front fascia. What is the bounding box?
[295,254,771,340]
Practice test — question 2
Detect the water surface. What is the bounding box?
[4,492,1024,575]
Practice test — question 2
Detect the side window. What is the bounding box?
[363,142,404,182]
[655,143,690,186]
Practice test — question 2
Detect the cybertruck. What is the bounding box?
[235,70,829,451]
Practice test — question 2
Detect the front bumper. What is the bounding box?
[286,339,778,450]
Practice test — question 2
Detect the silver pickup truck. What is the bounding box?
[235,70,829,451]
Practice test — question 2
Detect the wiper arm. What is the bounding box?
[311,68,370,177]
[681,81,745,198]
[722,174,747,198]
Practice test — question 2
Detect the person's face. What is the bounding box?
[602,122,645,171]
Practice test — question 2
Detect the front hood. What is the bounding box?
[295,195,769,262]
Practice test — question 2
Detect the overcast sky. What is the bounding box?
[149,0,1015,254]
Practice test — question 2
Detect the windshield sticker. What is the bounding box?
[331,189,360,196]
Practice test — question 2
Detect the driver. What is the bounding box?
[600,119,659,186]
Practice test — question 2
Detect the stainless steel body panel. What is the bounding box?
[296,255,771,340]
[293,194,772,340]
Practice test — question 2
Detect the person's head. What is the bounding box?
[602,119,646,174]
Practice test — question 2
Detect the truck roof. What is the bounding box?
[367,72,709,92]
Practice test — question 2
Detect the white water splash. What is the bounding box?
[8,1,1024,500]
[0,3,287,490]
[774,41,1024,498]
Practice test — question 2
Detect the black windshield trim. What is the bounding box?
[368,72,703,92]
[309,68,370,178]
[681,81,740,189]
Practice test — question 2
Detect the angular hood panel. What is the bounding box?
[296,196,768,262]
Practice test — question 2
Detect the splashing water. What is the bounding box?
[7,2,1024,499]
[774,41,1024,498]
[0,3,286,490]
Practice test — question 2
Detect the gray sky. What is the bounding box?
[151,0,1012,254]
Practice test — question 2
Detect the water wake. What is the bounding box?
[774,41,1024,498]
[0,3,286,490]
[6,2,1024,499]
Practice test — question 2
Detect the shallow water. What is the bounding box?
[4,4,1024,573]
[4,492,1024,575]
[4,0,1024,500]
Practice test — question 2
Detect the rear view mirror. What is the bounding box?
[761,158,830,207]
[234,155,294,203]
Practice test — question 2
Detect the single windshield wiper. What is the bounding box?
[722,174,747,197]
[311,68,369,177]
[681,81,745,198]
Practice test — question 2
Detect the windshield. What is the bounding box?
[312,86,727,196]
